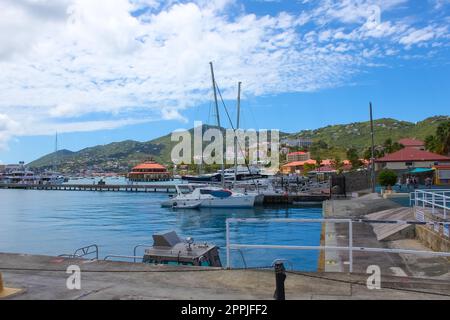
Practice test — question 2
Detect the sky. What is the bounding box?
[0,0,449,163]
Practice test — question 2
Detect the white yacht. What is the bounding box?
[221,165,268,181]
[161,184,256,209]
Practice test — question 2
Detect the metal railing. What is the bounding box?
[59,244,99,260]
[133,244,153,262]
[410,189,450,219]
[225,218,450,273]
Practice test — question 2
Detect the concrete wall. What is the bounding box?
[342,170,371,193]
[415,225,450,255]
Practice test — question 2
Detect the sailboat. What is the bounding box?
[42,132,66,185]
[165,62,257,208]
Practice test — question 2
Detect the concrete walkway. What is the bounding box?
[1,253,449,300]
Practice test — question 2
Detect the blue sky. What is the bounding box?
[0,0,449,163]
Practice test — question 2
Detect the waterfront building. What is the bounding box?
[128,161,171,182]
[398,138,425,150]
[281,159,356,174]
[375,148,450,171]
[281,138,313,148]
[433,165,450,185]
[286,151,311,162]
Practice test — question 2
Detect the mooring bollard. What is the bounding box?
[273,261,286,301]
[0,272,22,298]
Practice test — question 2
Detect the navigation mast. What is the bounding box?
[209,62,225,188]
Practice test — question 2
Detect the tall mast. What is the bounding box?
[209,62,224,187]
[234,82,241,184]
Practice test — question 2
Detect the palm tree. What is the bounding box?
[436,121,450,155]
[425,121,450,155]
[383,138,404,154]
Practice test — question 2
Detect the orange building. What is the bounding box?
[281,159,367,174]
[286,151,311,162]
[128,161,171,182]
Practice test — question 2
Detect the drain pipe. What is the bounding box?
[273,261,286,300]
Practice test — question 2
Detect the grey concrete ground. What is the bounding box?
[323,194,450,280]
[323,193,401,218]
[1,253,449,300]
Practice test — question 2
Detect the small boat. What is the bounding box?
[142,231,222,267]
[161,184,256,208]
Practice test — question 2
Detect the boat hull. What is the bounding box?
[162,194,256,209]
[181,174,222,183]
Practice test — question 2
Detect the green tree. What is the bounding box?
[313,155,322,170]
[424,121,450,155]
[303,163,316,175]
[436,121,450,155]
[378,169,397,189]
[331,155,344,174]
[425,135,439,153]
[347,148,362,170]
[383,138,404,154]
[363,147,384,161]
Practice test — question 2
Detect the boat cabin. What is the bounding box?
[142,231,222,267]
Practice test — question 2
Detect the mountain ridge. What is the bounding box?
[27,115,450,173]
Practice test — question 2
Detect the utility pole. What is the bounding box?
[370,102,376,193]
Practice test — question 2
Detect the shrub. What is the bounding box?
[378,169,397,188]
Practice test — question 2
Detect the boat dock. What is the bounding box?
[0,183,177,193]
[0,183,330,204]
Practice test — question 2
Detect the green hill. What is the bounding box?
[287,115,450,159]
[27,116,450,173]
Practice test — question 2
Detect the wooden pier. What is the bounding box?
[0,183,177,193]
[0,183,330,204]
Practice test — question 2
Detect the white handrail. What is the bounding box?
[226,218,450,273]
[410,189,450,219]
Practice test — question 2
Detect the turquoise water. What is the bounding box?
[0,189,323,271]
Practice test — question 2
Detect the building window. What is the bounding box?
[405,162,413,167]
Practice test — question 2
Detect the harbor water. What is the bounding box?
[0,186,323,271]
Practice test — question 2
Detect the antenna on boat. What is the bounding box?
[209,62,225,188]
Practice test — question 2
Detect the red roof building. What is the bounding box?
[287,151,311,162]
[281,159,366,174]
[375,149,450,171]
[398,138,425,150]
[128,161,171,182]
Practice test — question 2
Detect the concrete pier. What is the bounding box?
[0,253,449,300]
[322,194,450,278]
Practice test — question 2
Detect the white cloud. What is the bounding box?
[0,0,448,149]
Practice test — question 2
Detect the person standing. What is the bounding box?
[406,177,411,191]
[396,177,403,191]
[425,176,432,189]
